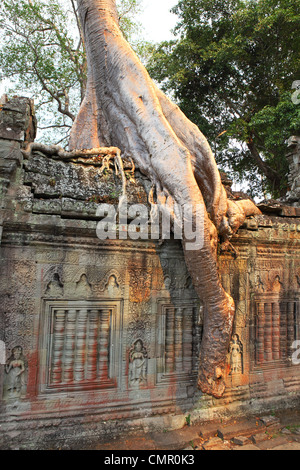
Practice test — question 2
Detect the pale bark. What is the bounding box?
[70,0,260,398]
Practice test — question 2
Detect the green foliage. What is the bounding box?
[185,414,191,426]
[148,0,300,198]
[0,0,85,145]
[0,0,147,146]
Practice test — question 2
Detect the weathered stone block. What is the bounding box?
[0,105,300,450]
[202,437,230,450]
[232,435,249,446]
[0,96,36,142]
[218,421,264,440]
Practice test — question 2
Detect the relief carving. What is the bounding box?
[129,339,148,386]
[129,269,151,303]
[163,275,171,290]
[45,273,64,297]
[99,269,123,295]
[127,303,152,357]
[228,334,243,374]
[106,275,119,297]
[256,275,265,293]
[40,301,123,393]
[156,303,197,379]
[271,275,283,294]
[75,273,92,296]
[254,296,299,366]
[4,346,27,400]
[50,307,111,386]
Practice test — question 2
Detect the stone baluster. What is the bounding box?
[280,301,288,360]
[51,309,66,384]
[256,302,265,364]
[165,307,175,373]
[86,309,99,381]
[74,309,88,382]
[264,302,273,362]
[99,309,111,379]
[63,309,76,383]
[174,307,183,372]
[272,301,281,360]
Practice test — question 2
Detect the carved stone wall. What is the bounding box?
[0,97,300,449]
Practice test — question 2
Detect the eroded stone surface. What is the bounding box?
[0,99,300,450]
[0,96,36,142]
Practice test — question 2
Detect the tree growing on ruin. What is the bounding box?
[69,0,260,398]
[147,0,300,198]
[0,0,146,145]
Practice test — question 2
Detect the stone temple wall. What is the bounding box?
[0,97,300,449]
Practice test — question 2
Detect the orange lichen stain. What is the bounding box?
[240,374,250,386]
[26,350,39,397]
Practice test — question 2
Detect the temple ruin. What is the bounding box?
[0,96,300,449]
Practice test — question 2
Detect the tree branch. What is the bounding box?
[246,137,281,186]
[31,55,76,121]
[38,124,72,130]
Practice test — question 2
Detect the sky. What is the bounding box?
[138,0,178,42]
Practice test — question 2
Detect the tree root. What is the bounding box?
[69,0,262,399]
[21,141,121,160]
[21,141,130,202]
[219,240,238,258]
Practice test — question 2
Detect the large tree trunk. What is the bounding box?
[70,0,260,398]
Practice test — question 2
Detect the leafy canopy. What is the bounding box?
[148,0,300,198]
[0,0,146,145]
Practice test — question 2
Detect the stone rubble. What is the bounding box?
[94,410,300,451]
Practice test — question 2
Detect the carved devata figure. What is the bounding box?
[106,275,119,297]
[4,346,27,399]
[129,339,148,386]
[228,334,243,374]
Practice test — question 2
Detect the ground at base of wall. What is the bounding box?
[76,408,300,451]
